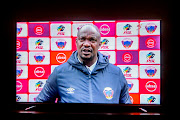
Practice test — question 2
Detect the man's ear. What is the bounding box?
[76,38,78,46]
[98,41,102,49]
[99,41,102,46]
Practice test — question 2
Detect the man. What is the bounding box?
[36,24,131,104]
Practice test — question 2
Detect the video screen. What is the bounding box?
[16,20,160,104]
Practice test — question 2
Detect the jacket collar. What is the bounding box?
[67,51,109,74]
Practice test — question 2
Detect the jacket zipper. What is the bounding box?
[88,74,93,103]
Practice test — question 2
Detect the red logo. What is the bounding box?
[56,53,66,63]
[130,96,134,104]
[100,24,110,35]
[34,67,45,77]
[16,81,23,92]
[145,81,157,92]
[29,65,50,79]
[122,53,133,63]
[34,25,44,35]
[145,38,156,48]
[16,39,22,49]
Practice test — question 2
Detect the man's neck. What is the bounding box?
[78,55,97,67]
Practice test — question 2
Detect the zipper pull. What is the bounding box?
[89,74,91,78]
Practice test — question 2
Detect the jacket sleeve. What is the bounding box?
[36,68,58,102]
[119,68,132,104]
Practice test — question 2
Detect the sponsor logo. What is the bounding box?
[145,23,157,34]
[130,96,134,104]
[34,25,44,35]
[56,53,66,63]
[122,52,133,63]
[57,25,65,35]
[100,24,110,35]
[101,39,109,49]
[16,67,23,77]
[147,96,156,103]
[35,81,44,91]
[146,52,155,63]
[56,39,67,49]
[16,53,21,63]
[103,87,114,100]
[122,38,133,49]
[123,24,132,34]
[145,38,156,48]
[145,81,157,92]
[128,81,134,91]
[57,25,65,31]
[17,25,22,35]
[16,53,21,59]
[16,95,21,102]
[34,67,45,77]
[33,96,37,102]
[16,39,22,49]
[51,51,72,65]
[35,39,44,49]
[34,53,45,63]
[145,66,157,77]
[123,66,132,77]
[16,81,23,92]
[67,87,75,94]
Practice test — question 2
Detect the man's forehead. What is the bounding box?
[79,32,97,37]
[80,25,98,32]
[78,25,101,38]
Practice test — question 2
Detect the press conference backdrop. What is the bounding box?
[16,20,160,104]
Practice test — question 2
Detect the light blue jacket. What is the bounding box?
[36,51,131,104]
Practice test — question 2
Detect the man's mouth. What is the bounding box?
[81,49,92,55]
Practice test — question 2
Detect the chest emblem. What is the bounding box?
[103,87,114,100]
[67,87,75,94]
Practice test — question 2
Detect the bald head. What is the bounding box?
[77,24,101,40]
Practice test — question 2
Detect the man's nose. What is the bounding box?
[83,40,91,47]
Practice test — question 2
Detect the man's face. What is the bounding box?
[76,25,101,61]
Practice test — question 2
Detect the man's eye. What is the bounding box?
[79,38,85,41]
[90,39,97,42]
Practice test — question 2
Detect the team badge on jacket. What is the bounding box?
[103,87,114,100]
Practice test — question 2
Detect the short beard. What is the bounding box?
[80,54,94,61]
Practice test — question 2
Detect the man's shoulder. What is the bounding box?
[106,63,121,75]
[54,62,71,72]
